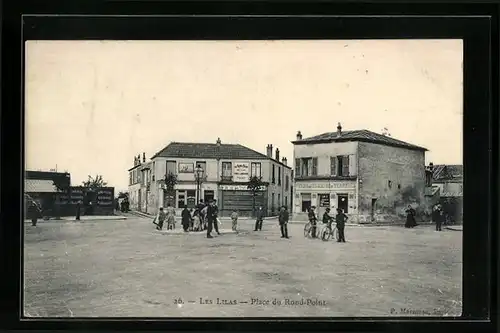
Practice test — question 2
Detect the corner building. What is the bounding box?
[292,124,427,223]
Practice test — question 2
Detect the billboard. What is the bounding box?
[233,163,250,182]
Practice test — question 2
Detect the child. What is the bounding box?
[153,207,167,230]
[230,209,239,232]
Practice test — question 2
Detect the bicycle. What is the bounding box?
[303,221,321,238]
[321,222,339,242]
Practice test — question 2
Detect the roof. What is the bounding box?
[432,164,463,181]
[25,179,57,193]
[151,142,292,169]
[25,170,70,181]
[292,129,427,151]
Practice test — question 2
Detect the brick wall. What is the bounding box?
[358,142,426,222]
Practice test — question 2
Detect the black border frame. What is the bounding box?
[1,2,497,332]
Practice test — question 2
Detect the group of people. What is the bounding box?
[406,203,447,231]
[306,206,348,242]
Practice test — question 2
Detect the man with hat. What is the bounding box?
[206,199,220,238]
[278,205,289,238]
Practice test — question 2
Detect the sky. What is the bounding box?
[25,40,463,193]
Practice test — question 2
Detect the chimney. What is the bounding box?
[337,122,342,136]
[216,137,221,146]
[266,144,273,158]
[137,154,141,164]
[142,152,146,163]
[275,148,280,161]
[282,157,287,166]
[296,131,302,141]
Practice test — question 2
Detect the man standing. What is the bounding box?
[206,200,220,238]
[181,205,191,232]
[335,208,348,242]
[308,206,318,238]
[254,206,264,231]
[435,204,443,231]
[75,200,81,221]
[278,206,289,239]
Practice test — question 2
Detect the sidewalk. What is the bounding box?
[24,215,127,223]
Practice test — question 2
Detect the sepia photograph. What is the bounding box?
[23,39,463,317]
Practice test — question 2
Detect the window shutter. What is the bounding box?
[348,154,357,176]
[312,158,318,176]
[342,155,350,176]
[330,156,337,176]
[295,159,301,176]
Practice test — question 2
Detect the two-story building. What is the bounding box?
[128,138,293,217]
[292,123,428,223]
[432,164,463,222]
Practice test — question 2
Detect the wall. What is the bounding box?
[264,159,293,216]
[294,141,358,176]
[128,183,141,211]
[357,142,426,222]
[153,157,219,183]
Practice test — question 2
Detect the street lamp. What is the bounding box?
[195,166,205,206]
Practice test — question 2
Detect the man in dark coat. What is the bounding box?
[278,206,289,238]
[75,201,81,221]
[254,206,264,231]
[434,204,443,231]
[405,205,417,228]
[308,206,318,238]
[206,200,220,238]
[335,208,348,242]
[181,205,191,232]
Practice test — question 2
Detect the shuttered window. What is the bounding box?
[330,157,337,176]
[312,158,318,176]
[342,155,350,176]
[295,159,300,177]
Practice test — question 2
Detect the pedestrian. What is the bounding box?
[193,209,202,231]
[181,205,191,232]
[189,208,194,231]
[75,200,81,221]
[165,203,176,230]
[322,207,334,228]
[230,209,239,232]
[308,206,318,238]
[153,207,167,230]
[212,200,221,234]
[405,204,417,228]
[278,206,289,238]
[201,204,208,230]
[254,206,264,231]
[206,200,220,238]
[335,208,348,242]
[435,204,443,231]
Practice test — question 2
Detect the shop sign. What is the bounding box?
[319,194,330,207]
[220,184,265,191]
[233,163,250,182]
[295,182,355,190]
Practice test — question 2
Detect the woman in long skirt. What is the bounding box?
[405,205,416,228]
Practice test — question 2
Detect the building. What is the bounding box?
[25,171,70,214]
[128,138,293,217]
[291,123,428,223]
[432,164,463,222]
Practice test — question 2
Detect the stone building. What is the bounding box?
[432,164,463,222]
[128,139,292,217]
[292,123,428,223]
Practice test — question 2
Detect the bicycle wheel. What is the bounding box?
[333,227,339,241]
[321,227,332,241]
[304,222,311,237]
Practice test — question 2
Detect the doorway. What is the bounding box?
[301,193,312,212]
[337,194,348,213]
[204,190,214,203]
[371,198,377,221]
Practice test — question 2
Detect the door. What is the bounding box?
[204,190,214,203]
[301,193,312,212]
[138,190,142,212]
[371,198,377,221]
[337,194,348,213]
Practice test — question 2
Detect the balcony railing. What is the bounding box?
[220,175,233,182]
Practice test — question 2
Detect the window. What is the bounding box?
[222,162,232,180]
[272,165,276,183]
[271,193,275,213]
[295,158,300,177]
[278,194,281,207]
[251,162,262,178]
[129,172,133,185]
[152,162,155,181]
[166,161,176,176]
[177,192,186,209]
[196,161,207,172]
[278,167,281,185]
[300,158,312,176]
[285,196,288,207]
[336,155,350,177]
[312,158,318,176]
[330,157,337,176]
[285,175,289,190]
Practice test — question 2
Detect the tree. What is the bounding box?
[117,191,129,199]
[161,172,178,207]
[247,175,265,217]
[82,174,108,190]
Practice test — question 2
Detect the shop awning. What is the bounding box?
[25,179,57,193]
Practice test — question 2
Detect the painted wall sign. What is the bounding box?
[233,163,250,182]
[220,184,266,191]
[319,194,330,207]
[178,162,194,173]
[295,182,355,190]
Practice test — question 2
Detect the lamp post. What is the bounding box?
[195,166,205,205]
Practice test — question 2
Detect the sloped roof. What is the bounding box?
[432,164,463,181]
[292,129,427,151]
[152,142,269,161]
[25,179,57,193]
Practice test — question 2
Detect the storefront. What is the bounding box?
[219,184,267,217]
[293,180,358,220]
[158,182,218,211]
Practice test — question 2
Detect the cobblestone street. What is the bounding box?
[23,217,462,317]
